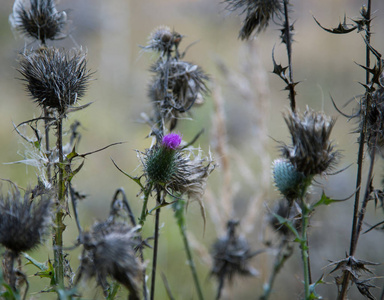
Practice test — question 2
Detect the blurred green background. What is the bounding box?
[1,0,384,299]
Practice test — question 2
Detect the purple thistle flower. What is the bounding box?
[162,133,182,150]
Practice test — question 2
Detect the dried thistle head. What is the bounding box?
[224,0,283,40]
[211,220,257,298]
[267,199,301,237]
[0,187,51,254]
[79,221,142,299]
[366,84,384,157]
[281,108,340,176]
[149,60,209,130]
[143,25,182,55]
[9,0,67,43]
[18,47,91,113]
[141,133,215,203]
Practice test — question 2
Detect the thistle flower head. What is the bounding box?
[0,187,51,254]
[211,220,257,291]
[9,0,67,43]
[281,108,340,176]
[140,134,215,201]
[79,221,142,299]
[149,60,209,129]
[144,25,182,54]
[224,0,283,40]
[18,47,91,113]
[272,158,307,200]
[162,133,182,150]
[366,85,384,157]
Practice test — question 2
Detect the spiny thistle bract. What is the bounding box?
[0,187,51,254]
[78,221,143,299]
[141,133,215,201]
[280,108,340,176]
[18,47,91,113]
[224,0,283,40]
[9,0,67,43]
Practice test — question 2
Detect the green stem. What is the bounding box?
[300,203,310,300]
[150,190,161,300]
[139,182,153,227]
[260,241,293,300]
[53,118,66,288]
[175,199,204,300]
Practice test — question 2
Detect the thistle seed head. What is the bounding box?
[80,221,142,299]
[224,0,283,40]
[0,187,51,254]
[281,108,340,176]
[144,25,182,54]
[18,47,91,113]
[9,0,68,43]
[211,220,257,283]
[366,85,384,157]
[149,60,209,129]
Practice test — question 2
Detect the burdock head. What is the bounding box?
[9,0,68,43]
[18,47,91,114]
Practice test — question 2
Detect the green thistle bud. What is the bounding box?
[272,158,308,200]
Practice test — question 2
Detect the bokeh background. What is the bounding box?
[1,0,384,299]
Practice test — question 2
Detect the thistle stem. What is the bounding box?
[283,0,296,112]
[175,199,205,300]
[300,203,311,300]
[260,241,293,300]
[150,190,161,300]
[53,117,66,287]
[139,183,153,227]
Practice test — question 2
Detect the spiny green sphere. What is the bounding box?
[145,133,182,184]
[273,158,307,200]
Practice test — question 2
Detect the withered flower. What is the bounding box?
[78,221,143,299]
[140,133,215,202]
[143,25,182,55]
[281,108,340,176]
[366,82,384,157]
[0,187,51,254]
[9,0,67,43]
[224,0,283,40]
[18,47,91,113]
[211,220,258,299]
[149,60,209,129]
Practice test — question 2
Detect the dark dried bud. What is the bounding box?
[9,0,67,43]
[79,221,142,299]
[0,187,51,254]
[224,0,283,40]
[211,220,257,298]
[281,108,340,176]
[143,25,182,54]
[267,200,301,236]
[18,47,91,113]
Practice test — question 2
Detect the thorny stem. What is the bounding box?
[150,189,161,300]
[175,199,205,300]
[283,0,296,112]
[53,117,66,288]
[300,202,311,300]
[260,241,293,300]
[339,1,372,298]
[43,108,51,181]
